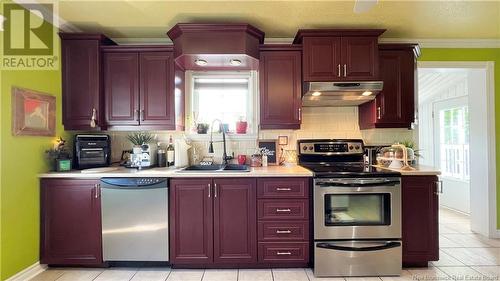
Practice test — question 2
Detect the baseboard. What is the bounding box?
[5,262,47,281]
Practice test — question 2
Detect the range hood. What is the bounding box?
[302,81,383,107]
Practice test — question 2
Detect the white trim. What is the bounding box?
[5,262,47,281]
[418,61,497,237]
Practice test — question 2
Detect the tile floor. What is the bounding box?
[30,208,500,281]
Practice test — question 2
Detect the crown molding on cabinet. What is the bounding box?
[265,37,500,48]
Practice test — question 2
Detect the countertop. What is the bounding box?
[372,165,441,176]
[39,165,314,179]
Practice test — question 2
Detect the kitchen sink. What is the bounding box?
[178,164,250,172]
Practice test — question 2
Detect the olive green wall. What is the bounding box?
[418,48,500,228]
[0,3,64,279]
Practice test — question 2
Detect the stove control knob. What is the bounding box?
[309,146,314,151]
[349,145,354,150]
[355,145,360,150]
[303,146,308,151]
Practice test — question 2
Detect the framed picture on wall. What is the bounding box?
[12,87,56,136]
[257,139,279,165]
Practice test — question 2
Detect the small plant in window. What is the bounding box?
[127,132,155,146]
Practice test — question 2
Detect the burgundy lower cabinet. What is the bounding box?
[170,178,257,267]
[169,178,214,264]
[213,178,257,264]
[256,178,311,267]
[40,179,103,265]
[402,175,440,267]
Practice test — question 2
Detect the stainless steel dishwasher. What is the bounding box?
[101,177,168,262]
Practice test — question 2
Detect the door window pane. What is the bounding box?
[439,106,470,180]
[324,193,391,226]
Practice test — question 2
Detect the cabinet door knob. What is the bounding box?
[276,187,292,191]
[276,230,292,234]
[276,208,291,212]
[135,109,140,121]
[377,107,381,120]
[208,183,211,198]
[298,108,301,121]
[337,64,341,77]
[214,183,218,198]
[140,109,145,121]
[90,108,97,128]
[343,64,347,77]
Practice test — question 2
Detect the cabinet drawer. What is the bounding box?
[258,221,308,241]
[258,200,308,220]
[257,178,309,199]
[258,242,309,263]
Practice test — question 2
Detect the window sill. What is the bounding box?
[186,133,258,142]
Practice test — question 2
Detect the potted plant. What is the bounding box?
[127,132,155,153]
[45,137,71,172]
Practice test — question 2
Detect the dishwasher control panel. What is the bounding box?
[101,177,168,187]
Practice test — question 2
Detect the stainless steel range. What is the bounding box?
[298,139,402,277]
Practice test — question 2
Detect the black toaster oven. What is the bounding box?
[74,134,111,169]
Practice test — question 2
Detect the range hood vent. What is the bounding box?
[302,81,383,107]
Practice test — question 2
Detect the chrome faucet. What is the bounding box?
[208,119,233,164]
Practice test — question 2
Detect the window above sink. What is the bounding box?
[185,71,259,140]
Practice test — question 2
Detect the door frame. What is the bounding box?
[417,61,497,238]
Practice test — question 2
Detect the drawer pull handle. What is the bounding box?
[276,230,292,234]
[277,251,292,255]
[276,208,291,212]
[276,187,292,191]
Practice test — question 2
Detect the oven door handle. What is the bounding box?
[316,241,401,252]
[316,181,399,187]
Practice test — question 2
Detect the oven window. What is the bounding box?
[324,193,391,226]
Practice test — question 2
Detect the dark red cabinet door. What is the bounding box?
[302,37,341,81]
[402,176,439,266]
[103,52,140,126]
[60,39,102,130]
[139,52,176,128]
[359,44,418,129]
[170,178,214,264]
[341,37,379,80]
[40,179,102,265]
[213,178,257,264]
[259,49,302,129]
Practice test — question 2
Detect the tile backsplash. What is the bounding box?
[109,106,415,164]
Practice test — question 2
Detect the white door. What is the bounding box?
[433,97,470,214]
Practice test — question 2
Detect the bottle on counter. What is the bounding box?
[157,142,167,167]
[167,135,175,167]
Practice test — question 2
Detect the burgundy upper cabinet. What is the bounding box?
[40,179,103,265]
[402,176,439,266]
[294,29,385,82]
[102,46,177,130]
[341,37,379,80]
[302,37,341,81]
[140,52,176,127]
[359,44,420,129]
[259,45,302,130]
[103,52,140,126]
[59,33,115,130]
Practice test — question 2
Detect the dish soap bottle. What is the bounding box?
[167,135,175,167]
